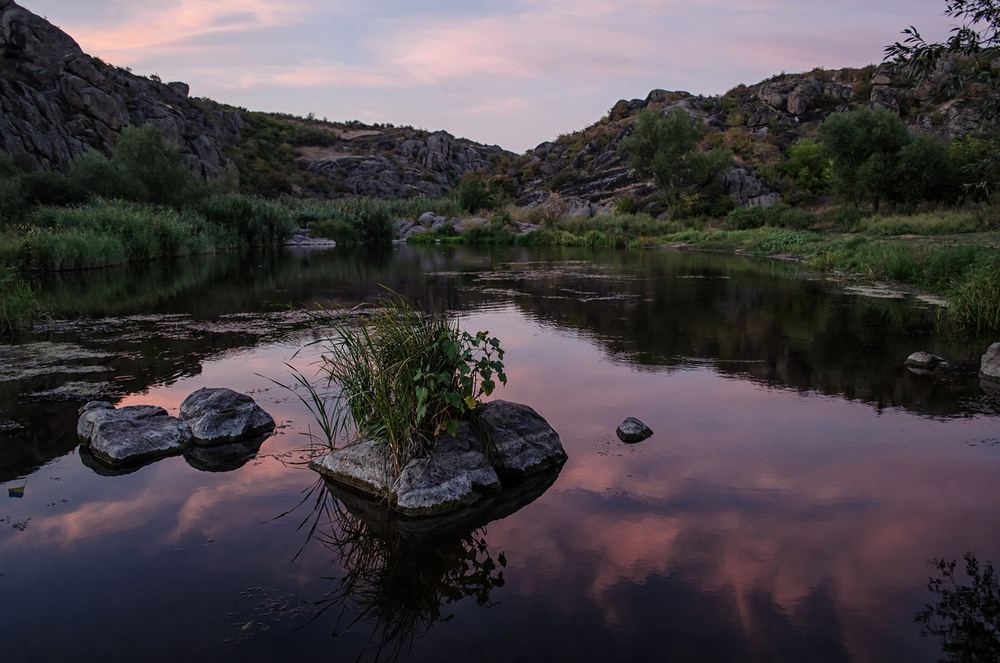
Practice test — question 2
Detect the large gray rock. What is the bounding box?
[77,401,193,465]
[178,387,275,444]
[480,400,567,480]
[310,400,565,516]
[981,343,1000,382]
[394,423,501,516]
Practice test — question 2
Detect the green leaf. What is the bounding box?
[443,419,460,436]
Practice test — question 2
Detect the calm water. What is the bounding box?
[1,244,998,662]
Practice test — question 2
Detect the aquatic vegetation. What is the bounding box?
[0,265,38,333]
[286,295,506,476]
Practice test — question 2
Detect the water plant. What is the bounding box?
[287,295,506,477]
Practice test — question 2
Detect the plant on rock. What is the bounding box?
[289,295,506,477]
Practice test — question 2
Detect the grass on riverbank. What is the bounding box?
[404,203,1000,336]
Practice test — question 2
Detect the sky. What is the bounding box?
[23,0,959,153]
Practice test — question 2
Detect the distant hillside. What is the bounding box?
[0,0,991,209]
[0,0,510,198]
[500,63,989,218]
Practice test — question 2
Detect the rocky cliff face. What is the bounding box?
[0,0,242,176]
[297,126,511,198]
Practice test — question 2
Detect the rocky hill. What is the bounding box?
[0,0,991,209]
[500,62,989,218]
[0,0,509,196]
[0,0,244,177]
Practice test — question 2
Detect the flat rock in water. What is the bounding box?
[310,400,565,516]
[981,343,1000,382]
[480,400,567,479]
[394,423,501,516]
[179,387,275,444]
[77,401,193,465]
[617,417,653,443]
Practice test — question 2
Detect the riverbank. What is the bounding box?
[3,199,999,336]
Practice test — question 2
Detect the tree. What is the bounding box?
[885,0,1000,123]
[820,107,912,208]
[110,124,194,205]
[618,107,732,205]
[820,107,957,209]
[886,0,1000,195]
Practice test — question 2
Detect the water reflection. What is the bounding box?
[300,479,508,661]
[916,553,1000,662]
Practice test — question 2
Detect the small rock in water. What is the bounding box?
[905,351,949,374]
[616,417,653,443]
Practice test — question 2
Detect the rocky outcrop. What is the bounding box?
[310,400,566,517]
[302,129,510,198]
[0,0,243,176]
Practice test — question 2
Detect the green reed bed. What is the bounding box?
[0,265,38,333]
[284,296,506,480]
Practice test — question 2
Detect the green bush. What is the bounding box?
[308,218,359,244]
[196,193,294,245]
[725,204,815,230]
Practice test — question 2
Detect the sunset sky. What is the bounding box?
[24,0,958,153]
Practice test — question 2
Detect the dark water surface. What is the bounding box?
[2,245,998,662]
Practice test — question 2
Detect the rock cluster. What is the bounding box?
[0,0,243,176]
[77,387,274,468]
[310,400,566,517]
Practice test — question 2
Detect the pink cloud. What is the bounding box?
[70,0,305,54]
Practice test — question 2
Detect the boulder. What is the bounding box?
[480,400,567,479]
[980,342,1000,382]
[310,400,565,516]
[77,401,193,465]
[178,387,275,444]
[616,417,653,443]
[394,424,501,516]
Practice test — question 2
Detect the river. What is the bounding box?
[2,243,998,662]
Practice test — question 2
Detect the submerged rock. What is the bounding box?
[77,401,193,465]
[981,343,1000,383]
[616,417,653,443]
[310,400,565,517]
[179,387,275,444]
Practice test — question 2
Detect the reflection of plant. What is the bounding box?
[304,482,506,661]
[287,294,506,476]
[916,553,1000,661]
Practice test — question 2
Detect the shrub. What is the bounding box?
[196,193,294,245]
[309,218,359,244]
[285,296,507,481]
[725,204,815,230]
